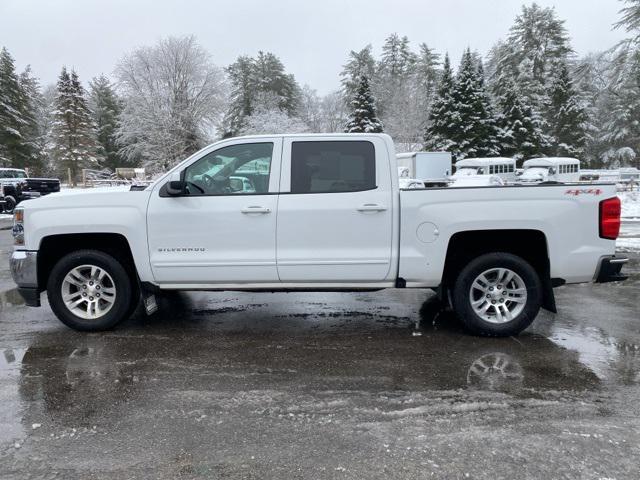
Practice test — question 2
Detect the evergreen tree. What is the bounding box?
[89,74,127,170]
[414,43,440,100]
[17,66,47,174]
[449,49,500,159]
[0,47,35,168]
[223,55,255,136]
[344,75,383,133]
[488,3,572,123]
[601,50,640,168]
[376,34,417,118]
[222,52,301,136]
[340,45,376,101]
[50,67,100,184]
[547,61,588,157]
[615,0,640,43]
[252,51,300,115]
[424,54,457,152]
[496,77,551,160]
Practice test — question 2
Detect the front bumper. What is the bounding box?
[10,250,41,306]
[594,255,629,283]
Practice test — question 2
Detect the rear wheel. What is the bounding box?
[452,253,542,336]
[47,250,134,331]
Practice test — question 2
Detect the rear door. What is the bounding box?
[276,136,394,282]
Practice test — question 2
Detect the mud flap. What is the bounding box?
[143,293,158,315]
[542,278,562,314]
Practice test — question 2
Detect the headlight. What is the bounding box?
[13,208,24,246]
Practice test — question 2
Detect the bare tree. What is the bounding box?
[115,36,228,173]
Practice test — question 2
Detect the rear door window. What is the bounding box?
[290,141,376,194]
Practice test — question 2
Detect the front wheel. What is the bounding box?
[3,195,16,213]
[47,250,134,331]
[452,253,542,337]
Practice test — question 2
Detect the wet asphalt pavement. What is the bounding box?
[0,229,639,479]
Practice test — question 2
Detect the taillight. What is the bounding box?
[599,197,621,240]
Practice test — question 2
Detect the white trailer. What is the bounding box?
[396,152,452,186]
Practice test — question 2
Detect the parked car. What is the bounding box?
[0,168,60,213]
[229,175,257,193]
[399,178,425,189]
[449,174,505,188]
[519,158,580,184]
[10,134,626,337]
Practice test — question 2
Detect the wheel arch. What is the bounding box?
[441,229,557,313]
[37,233,138,292]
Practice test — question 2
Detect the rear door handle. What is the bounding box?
[357,203,387,212]
[241,206,271,214]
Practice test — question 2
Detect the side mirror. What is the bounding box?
[165,171,185,196]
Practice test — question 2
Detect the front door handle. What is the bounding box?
[241,206,271,214]
[357,203,387,212]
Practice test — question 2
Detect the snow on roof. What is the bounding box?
[455,157,516,167]
[523,157,580,167]
[396,151,449,159]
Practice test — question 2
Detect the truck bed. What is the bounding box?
[398,183,618,287]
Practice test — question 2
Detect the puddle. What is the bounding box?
[0,288,26,309]
[550,324,640,385]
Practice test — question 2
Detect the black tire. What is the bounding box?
[452,252,542,337]
[47,249,134,331]
[3,196,16,214]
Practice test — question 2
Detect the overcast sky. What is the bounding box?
[0,0,629,94]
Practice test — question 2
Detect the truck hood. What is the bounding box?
[19,186,152,211]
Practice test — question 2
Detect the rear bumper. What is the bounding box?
[10,250,41,306]
[594,255,629,283]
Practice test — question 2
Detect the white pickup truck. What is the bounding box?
[10,134,627,336]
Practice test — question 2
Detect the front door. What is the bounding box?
[276,137,394,283]
[147,138,282,285]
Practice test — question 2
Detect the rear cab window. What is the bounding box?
[290,141,376,194]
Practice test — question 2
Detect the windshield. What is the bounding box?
[453,167,481,177]
[0,169,27,179]
[521,167,550,179]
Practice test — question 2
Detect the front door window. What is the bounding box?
[183,143,273,195]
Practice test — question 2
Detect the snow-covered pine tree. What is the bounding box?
[340,45,377,101]
[50,67,99,184]
[222,52,301,136]
[414,43,440,106]
[376,34,417,115]
[600,49,640,168]
[615,0,640,43]
[424,53,457,153]
[487,3,572,136]
[0,47,35,168]
[547,61,588,157]
[496,76,551,161]
[17,66,47,174]
[440,49,500,160]
[344,75,383,133]
[89,74,127,170]
[223,55,255,136]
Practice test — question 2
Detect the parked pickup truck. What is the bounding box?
[10,134,627,336]
[0,168,61,213]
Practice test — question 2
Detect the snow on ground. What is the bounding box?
[618,191,640,251]
[619,190,640,219]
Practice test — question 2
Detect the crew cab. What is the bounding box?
[10,134,627,336]
[0,168,60,213]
